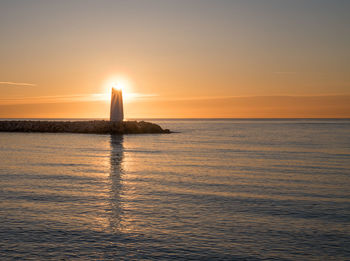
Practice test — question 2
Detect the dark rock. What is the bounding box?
[0,120,171,134]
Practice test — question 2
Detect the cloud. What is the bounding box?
[273,71,297,74]
[2,92,349,106]
[0,92,158,105]
[0,81,37,87]
[154,93,350,102]
[156,95,237,101]
[124,93,158,100]
[0,93,102,105]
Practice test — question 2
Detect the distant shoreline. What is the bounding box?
[0,118,349,122]
[0,117,350,121]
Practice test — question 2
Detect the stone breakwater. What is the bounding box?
[0,120,171,134]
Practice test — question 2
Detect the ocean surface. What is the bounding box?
[0,119,349,260]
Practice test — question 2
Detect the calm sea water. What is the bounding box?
[0,119,349,260]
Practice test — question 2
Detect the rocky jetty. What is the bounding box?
[0,120,171,134]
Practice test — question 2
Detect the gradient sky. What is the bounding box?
[0,0,349,118]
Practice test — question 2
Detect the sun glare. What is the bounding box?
[112,82,122,91]
[102,76,132,102]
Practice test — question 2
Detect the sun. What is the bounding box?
[112,82,123,91]
[101,75,133,102]
[105,76,131,93]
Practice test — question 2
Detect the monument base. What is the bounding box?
[0,120,171,134]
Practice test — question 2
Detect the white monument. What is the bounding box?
[110,88,124,122]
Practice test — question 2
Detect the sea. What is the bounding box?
[0,119,349,260]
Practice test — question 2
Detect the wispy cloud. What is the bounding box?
[273,71,297,74]
[150,93,350,102]
[2,93,349,106]
[152,95,239,101]
[0,94,92,105]
[0,92,158,105]
[0,81,37,87]
[125,93,158,100]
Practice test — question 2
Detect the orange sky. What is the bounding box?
[0,0,349,118]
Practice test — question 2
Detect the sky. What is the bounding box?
[0,0,349,118]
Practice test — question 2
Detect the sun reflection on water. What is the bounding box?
[108,135,125,232]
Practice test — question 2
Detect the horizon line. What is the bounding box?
[1,117,349,120]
